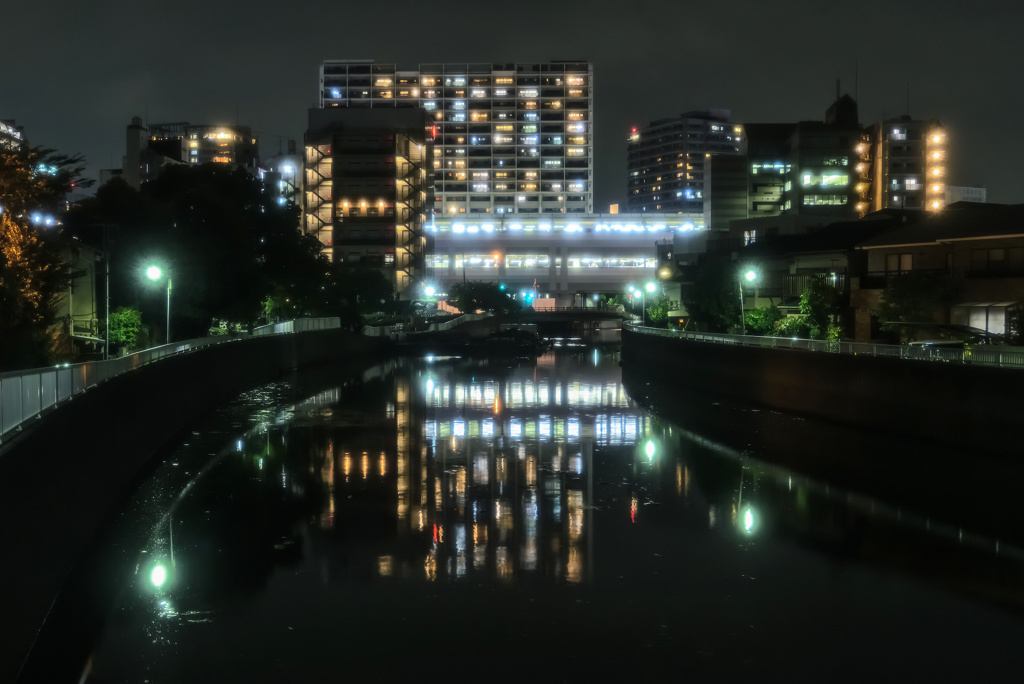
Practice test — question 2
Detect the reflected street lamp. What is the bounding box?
[146,265,173,345]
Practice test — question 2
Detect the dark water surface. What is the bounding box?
[29,351,1024,682]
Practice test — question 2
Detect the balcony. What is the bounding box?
[860,268,950,290]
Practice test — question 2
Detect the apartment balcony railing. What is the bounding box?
[859,268,950,290]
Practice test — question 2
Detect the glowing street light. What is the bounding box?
[145,264,173,345]
[738,268,759,335]
[151,564,167,587]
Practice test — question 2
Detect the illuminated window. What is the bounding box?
[820,173,849,186]
[802,194,848,206]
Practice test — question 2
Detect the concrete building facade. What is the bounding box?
[319,60,593,216]
[304,108,432,298]
[426,213,696,306]
[866,115,946,213]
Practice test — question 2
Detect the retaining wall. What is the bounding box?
[0,330,384,683]
[622,329,1021,456]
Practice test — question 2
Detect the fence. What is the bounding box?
[363,312,493,338]
[625,323,1024,370]
[0,317,340,444]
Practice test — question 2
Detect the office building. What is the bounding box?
[304,108,432,297]
[319,60,593,215]
[626,110,745,214]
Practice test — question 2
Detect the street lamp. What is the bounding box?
[639,281,656,325]
[738,268,758,335]
[146,265,173,345]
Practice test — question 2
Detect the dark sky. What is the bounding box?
[4,0,1022,207]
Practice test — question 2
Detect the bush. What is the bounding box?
[108,306,143,349]
[745,304,783,335]
[773,315,812,338]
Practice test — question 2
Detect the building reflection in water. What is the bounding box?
[302,352,644,586]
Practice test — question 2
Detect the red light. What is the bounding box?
[433,524,438,543]
[631,127,637,133]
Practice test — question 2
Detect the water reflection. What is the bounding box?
[55,351,1024,680]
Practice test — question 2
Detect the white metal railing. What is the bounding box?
[0,317,341,444]
[624,323,1024,370]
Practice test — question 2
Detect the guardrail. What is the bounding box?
[624,323,1024,370]
[364,311,493,338]
[0,317,340,444]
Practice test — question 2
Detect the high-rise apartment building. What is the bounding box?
[626,110,745,213]
[0,119,25,153]
[304,108,431,297]
[865,116,947,212]
[319,60,593,216]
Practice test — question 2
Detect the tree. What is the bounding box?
[773,315,812,338]
[745,304,784,336]
[645,293,671,327]
[683,261,740,332]
[0,147,92,218]
[67,164,329,339]
[108,306,143,350]
[448,281,521,316]
[799,276,843,340]
[0,212,70,369]
[875,271,951,325]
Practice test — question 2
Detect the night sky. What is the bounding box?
[4,0,1022,208]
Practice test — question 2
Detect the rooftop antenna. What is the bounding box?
[906,81,911,116]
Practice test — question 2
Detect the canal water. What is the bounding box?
[26,349,1024,682]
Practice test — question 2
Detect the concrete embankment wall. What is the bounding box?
[0,331,385,683]
[622,330,1021,456]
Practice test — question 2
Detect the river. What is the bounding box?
[23,348,1024,682]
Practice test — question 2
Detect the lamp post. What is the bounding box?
[146,265,172,345]
[738,268,758,335]
[642,281,656,325]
